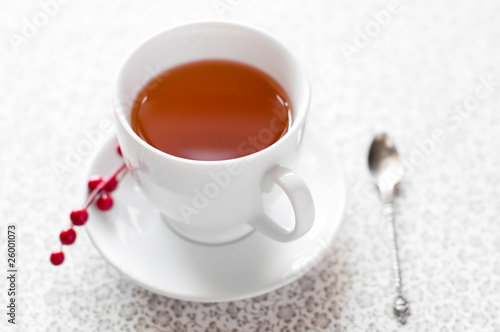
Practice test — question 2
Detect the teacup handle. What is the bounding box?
[251,166,315,242]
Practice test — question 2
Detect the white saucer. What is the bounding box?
[85,131,345,302]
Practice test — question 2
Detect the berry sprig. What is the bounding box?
[50,144,128,266]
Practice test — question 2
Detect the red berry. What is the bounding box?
[103,176,118,192]
[60,227,77,245]
[70,208,88,226]
[96,193,113,211]
[88,175,103,191]
[50,250,65,265]
[116,144,122,157]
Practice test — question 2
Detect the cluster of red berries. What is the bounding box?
[50,144,127,266]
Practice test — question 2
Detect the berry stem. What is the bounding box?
[85,163,127,209]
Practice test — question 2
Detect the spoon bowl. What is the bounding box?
[368,133,403,200]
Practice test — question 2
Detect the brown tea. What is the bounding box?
[130,59,292,161]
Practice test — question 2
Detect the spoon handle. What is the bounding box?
[382,201,410,324]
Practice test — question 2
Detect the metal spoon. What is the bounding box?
[368,133,410,324]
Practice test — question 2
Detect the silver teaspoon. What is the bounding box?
[368,133,410,324]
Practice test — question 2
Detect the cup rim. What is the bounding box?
[113,20,311,165]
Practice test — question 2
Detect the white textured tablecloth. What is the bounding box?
[1,0,500,331]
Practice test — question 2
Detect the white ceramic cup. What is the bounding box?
[113,21,314,244]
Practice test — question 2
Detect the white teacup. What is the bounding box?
[113,21,314,244]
